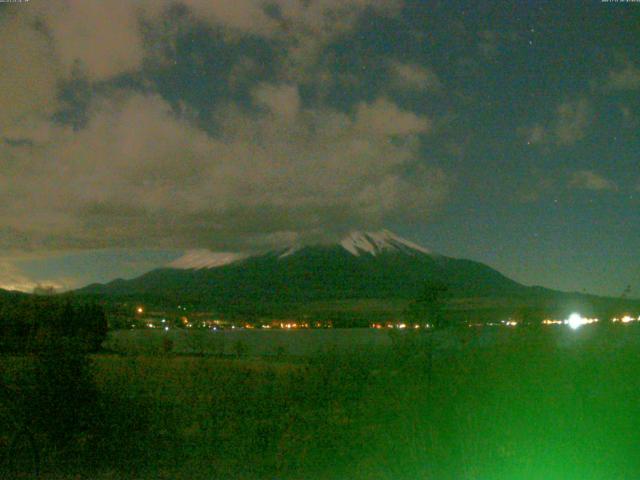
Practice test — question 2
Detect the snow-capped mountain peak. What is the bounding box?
[339,230,431,256]
[167,250,247,269]
[168,230,430,269]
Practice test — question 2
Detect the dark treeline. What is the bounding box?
[0,295,107,353]
[1,295,112,477]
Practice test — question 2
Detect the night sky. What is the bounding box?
[0,1,638,296]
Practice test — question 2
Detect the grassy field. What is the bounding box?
[3,324,640,479]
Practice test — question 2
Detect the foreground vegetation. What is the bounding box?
[2,324,640,479]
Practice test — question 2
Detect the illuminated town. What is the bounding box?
[126,305,639,331]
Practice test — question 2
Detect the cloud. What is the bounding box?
[0,13,61,138]
[0,260,35,292]
[520,124,548,145]
[178,0,279,36]
[390,62,442,91]
[604,62,640,91]
[569,170,618,192]
[520,99,592,147]
[0,88,445,251]
[354,98,431,136]
[21,0,275,81]
[0,0,405,119]
[0,0,448,254]
[555,99,591,145]
[272,0,403,82]
[0,258,66,293]
[253,83,301,121]
[179,0,401,42]
[33,1,148,80]
[12,0,401,84]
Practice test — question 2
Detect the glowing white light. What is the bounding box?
[164,326,169,332]
[567,313,586,330]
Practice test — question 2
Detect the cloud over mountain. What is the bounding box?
[1,84,445,251]
[0,0,449,254]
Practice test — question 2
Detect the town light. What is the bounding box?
[567,313,585,330]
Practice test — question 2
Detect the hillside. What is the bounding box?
[76,230,640,321]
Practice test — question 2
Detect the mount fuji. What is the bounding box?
[77,230,531,304]
[76,229,640,322]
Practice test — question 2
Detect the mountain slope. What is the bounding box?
[76,230,640,322]
[77,230,530,305]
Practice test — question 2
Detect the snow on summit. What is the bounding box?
[167,250,247,269]
[169,230,430,269]
[339,230,431,256]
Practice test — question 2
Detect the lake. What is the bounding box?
[104,323,640,356]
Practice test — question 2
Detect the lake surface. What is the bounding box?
[104,323,640,356]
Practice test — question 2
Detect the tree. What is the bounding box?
[30,336,98,448]
[405,280,450,329]
[400,281,451,386]
[76,303,108,352]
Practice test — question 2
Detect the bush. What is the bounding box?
[0,298,108,354]
[28,337,98,449]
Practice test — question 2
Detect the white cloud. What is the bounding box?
[555,99,591,146]
[0,13,61,136]
[253,83,301,121]
[520,124,548,145]
[21,0,275,81]
[390,62,442,91]
[0,88,445,251]
[0,260,34,292]
[0,258,66,293]
[25,0,401,82]
[0,0,404,127]
[520,99,591,147]
[271,0,403,81]
[178,0,279,36]
[569,170,618,192]
[0,0,446,254]
[604,63,640,91]
[33,1,147,80]
[354,98,431,136]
